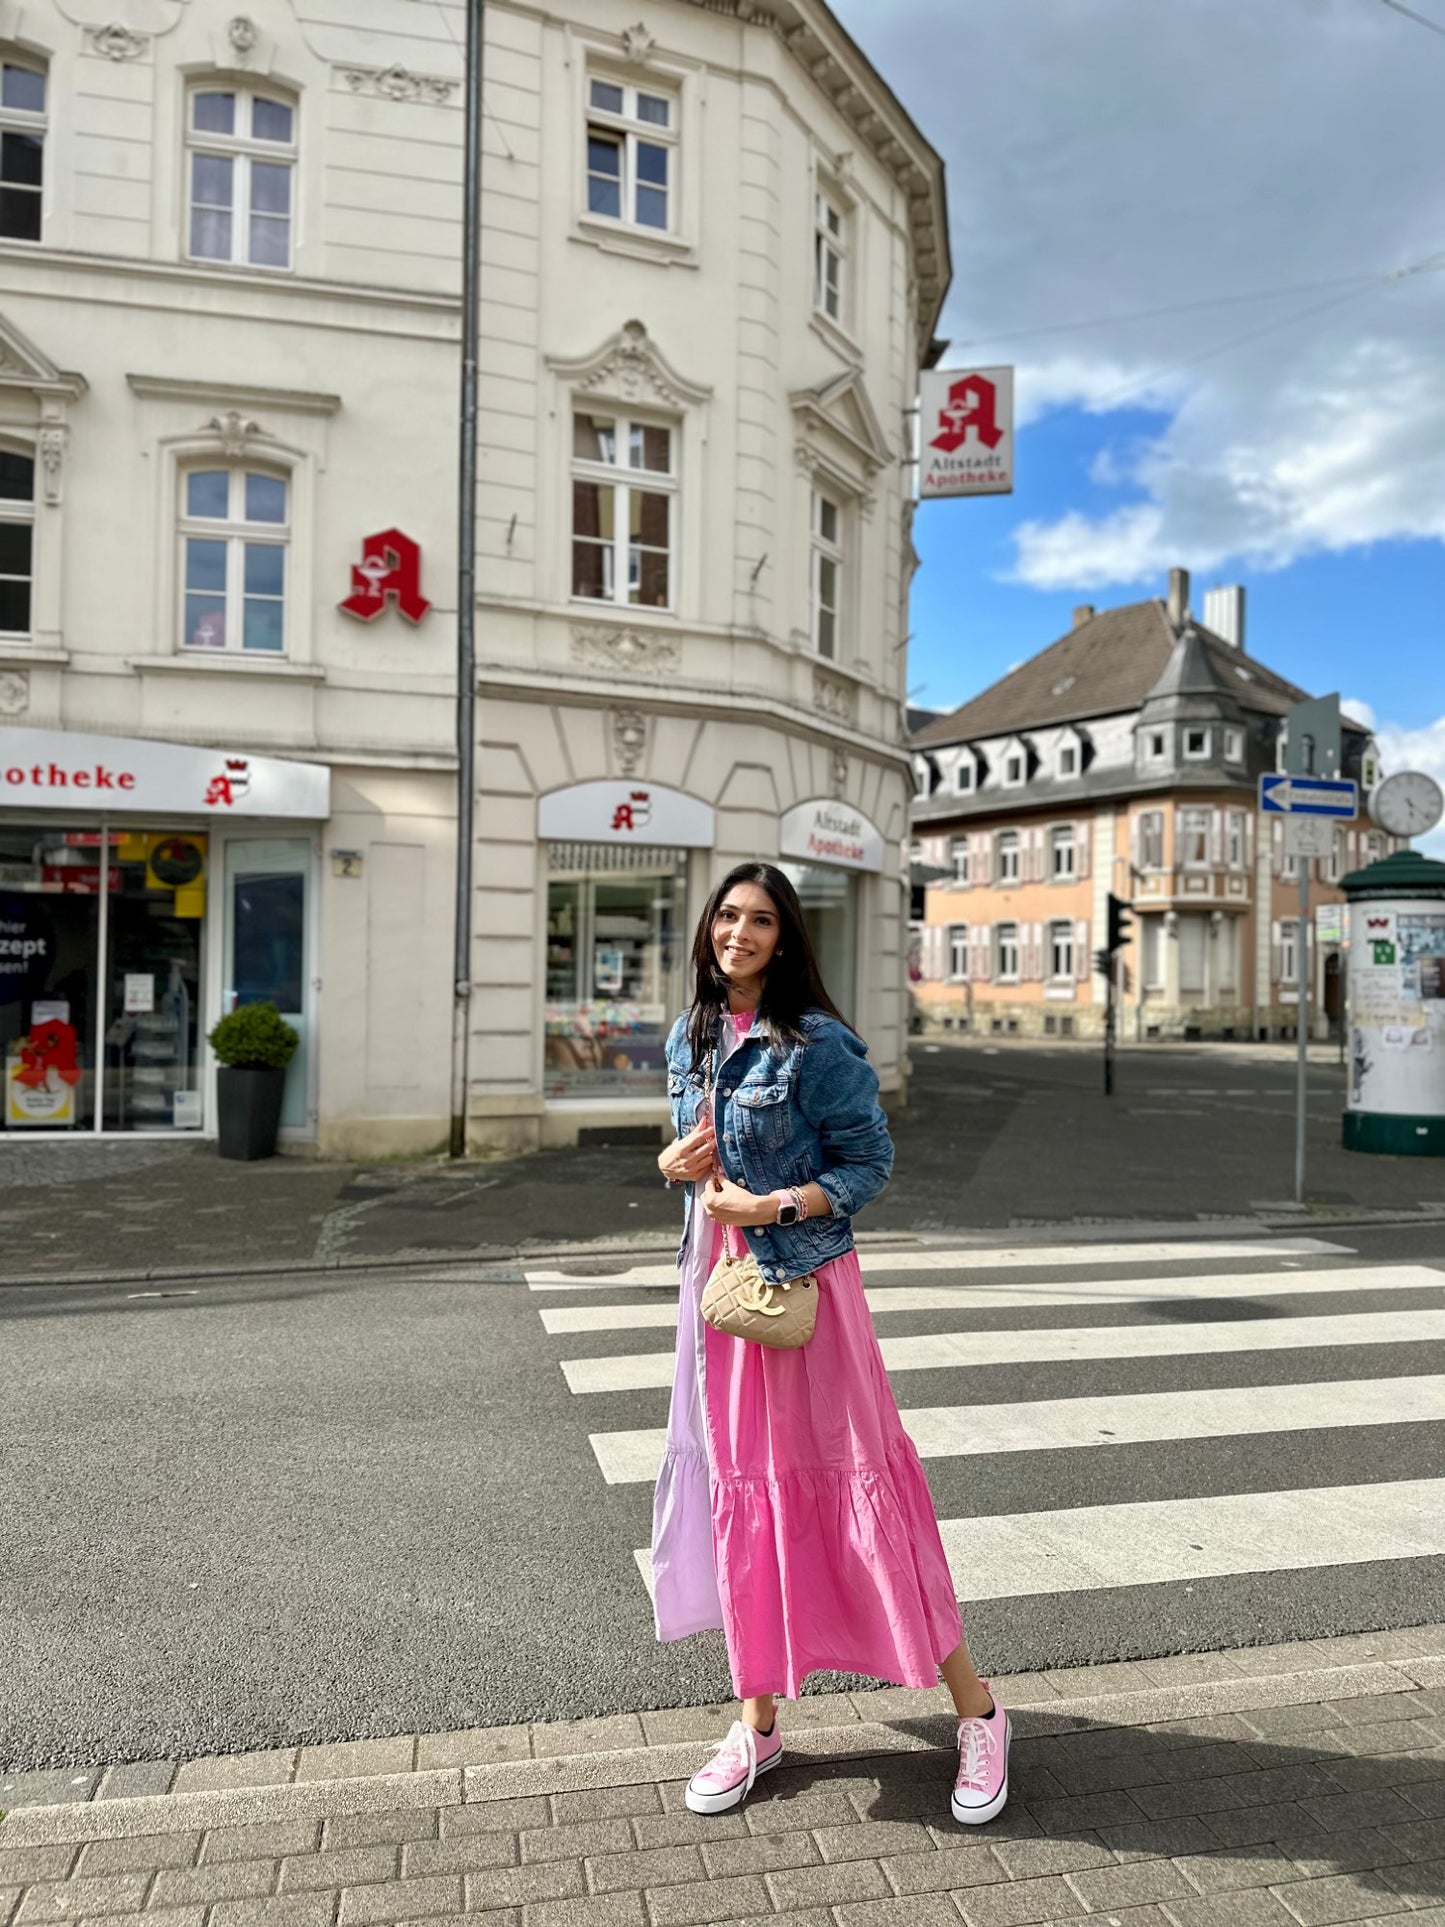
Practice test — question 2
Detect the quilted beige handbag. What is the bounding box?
[702,1222,818,1350]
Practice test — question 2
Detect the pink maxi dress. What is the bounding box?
[650,1010,963,1700]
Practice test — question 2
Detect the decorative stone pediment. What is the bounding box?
[571,624,681,678]
[0,313,87,402]
[336,62,456,104]
[549,320,712,412]
[791,368,892,478]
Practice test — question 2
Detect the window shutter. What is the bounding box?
[927,925,946,982]
[1130,813,1143,870]
[1074,918,1090,981]
[958,834,970,889]
[975,837,991,886]
[1076,820,1091,880]
[1209,808,1225,867]
[970,930,990,982]
[1029,922,1044,980]
[1034,829,1047,882]
[1270,919,1282,985]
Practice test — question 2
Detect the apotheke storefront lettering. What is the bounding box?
[0,729,330,819]
[779,799,885,874]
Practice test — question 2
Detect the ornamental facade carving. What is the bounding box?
[571,625,681,677]
[337,63,457,104]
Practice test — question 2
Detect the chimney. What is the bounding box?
[1202,584,1246,651]
[1072,604,1095,628]
[1167,567,1190,629]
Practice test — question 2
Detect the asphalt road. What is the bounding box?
[3,1220,1443,1774]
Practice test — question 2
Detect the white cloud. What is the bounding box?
[834,0,1445,592]
[1341,698,1377,732]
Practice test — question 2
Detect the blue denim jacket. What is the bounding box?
[665,1007,894,1285]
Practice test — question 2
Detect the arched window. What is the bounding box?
[179,464,289,653]
[0,53,46,242]
[0,446,35,637]
[186,83,296,269]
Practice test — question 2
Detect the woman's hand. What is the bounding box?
[658,1114,717,1185]
[701,1174,774,1227]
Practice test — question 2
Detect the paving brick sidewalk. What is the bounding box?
[4,1629,1443,1927]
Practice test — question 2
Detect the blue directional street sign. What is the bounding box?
[1259,773,1358,817]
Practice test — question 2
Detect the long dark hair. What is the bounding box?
[684,861,852,1067]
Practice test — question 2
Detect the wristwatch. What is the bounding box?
[773,1188,803,1226]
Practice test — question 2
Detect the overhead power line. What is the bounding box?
[1378,0,1445,37]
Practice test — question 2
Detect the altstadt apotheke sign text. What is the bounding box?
[0,728,331,819]
[917,366,1014,500]
[779,800,885,874]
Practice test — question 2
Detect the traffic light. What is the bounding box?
[1107,893,1133,954]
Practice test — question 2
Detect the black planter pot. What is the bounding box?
[216,1065,287,1161]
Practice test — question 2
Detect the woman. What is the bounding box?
[652,862,1009,1824]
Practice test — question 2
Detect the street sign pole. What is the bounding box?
[1104,957,1115,1097]
[1296,857,1309,1205]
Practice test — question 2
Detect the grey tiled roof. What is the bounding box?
[911,599,1308,749]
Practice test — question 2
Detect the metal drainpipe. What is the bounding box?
[449,0,484,1160]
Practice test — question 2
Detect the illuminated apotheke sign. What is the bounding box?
[339,528,431,624]
[538,782,715,848]
[779,799,885,873]
[0,728,331,819]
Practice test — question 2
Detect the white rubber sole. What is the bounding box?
[684,1743,783,1814]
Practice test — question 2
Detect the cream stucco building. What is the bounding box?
[0,0,947,1152]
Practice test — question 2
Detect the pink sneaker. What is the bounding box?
[951,1690,1010,1824]
[684,1718,783,1814]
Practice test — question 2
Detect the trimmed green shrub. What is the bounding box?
[208,1001,298,1070]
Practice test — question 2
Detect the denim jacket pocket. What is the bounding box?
[732,1080,790,1155]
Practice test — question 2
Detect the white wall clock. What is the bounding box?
[1369,770,1444,839]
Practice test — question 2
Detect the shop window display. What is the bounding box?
[545,843,686,1097]
[0,825,205,1132]
[779,860,857,1021]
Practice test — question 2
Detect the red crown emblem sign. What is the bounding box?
[226,758,249,772]
[611,788,652,834]
[1366,916,1390,930]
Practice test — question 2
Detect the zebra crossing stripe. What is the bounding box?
[525,1237,1351,1290]
[632,1477,1445,1604]
[587,1373,1445,1484]
[559,1306,1445,1394]
[539,1263,1445,1334]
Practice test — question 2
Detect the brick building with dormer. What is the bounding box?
[909,571,1392,1043]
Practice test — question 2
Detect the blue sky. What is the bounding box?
[831,0,1445,844]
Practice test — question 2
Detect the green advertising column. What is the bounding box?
[1341,850,1445,1157]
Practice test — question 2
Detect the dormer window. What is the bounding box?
[1003,750,1025,787]
[1058,742,1078,779]
[954,759,974,795]
[1184,727,1210,760]
[1225,727,1244,764]
[1147,730,1167,760]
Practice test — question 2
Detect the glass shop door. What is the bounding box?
[222,838,312,1133]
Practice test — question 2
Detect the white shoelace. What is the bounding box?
[710,1719,760,1795]
[956,1716,999,1792]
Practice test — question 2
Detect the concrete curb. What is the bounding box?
[5,1633,1441,1848]
[4,1211,1443,1291]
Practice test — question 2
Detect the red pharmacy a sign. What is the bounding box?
[339,529,431,625]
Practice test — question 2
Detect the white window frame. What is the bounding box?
[810,488,843,660]
[995,921,1020,982]
[1003,749,1025,787]
[996,830,1020,884]
[951,838,969,885]
[177,463,291,655]
[1139,809,1165,871]
[1048,918,1074,980]
[1183,726,1210,760]
[1050,823,1076,880]
[813,184,848,328]
[913,762,929,797]
[585,74,677,235]
[1227,809,1246,869]
[0,52,46,245]
[1225,726,1244,763]
[1058,740,1079,779]
[954,758,974,794]
[0,442,35,641]
[1146,730,1167,760]
[1142,917,1165,990]
[185,82,298,272]
[1327,828,1343,884]
[570,411,677,612]
[948,924,969,981]
[1178,805,1211,869]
